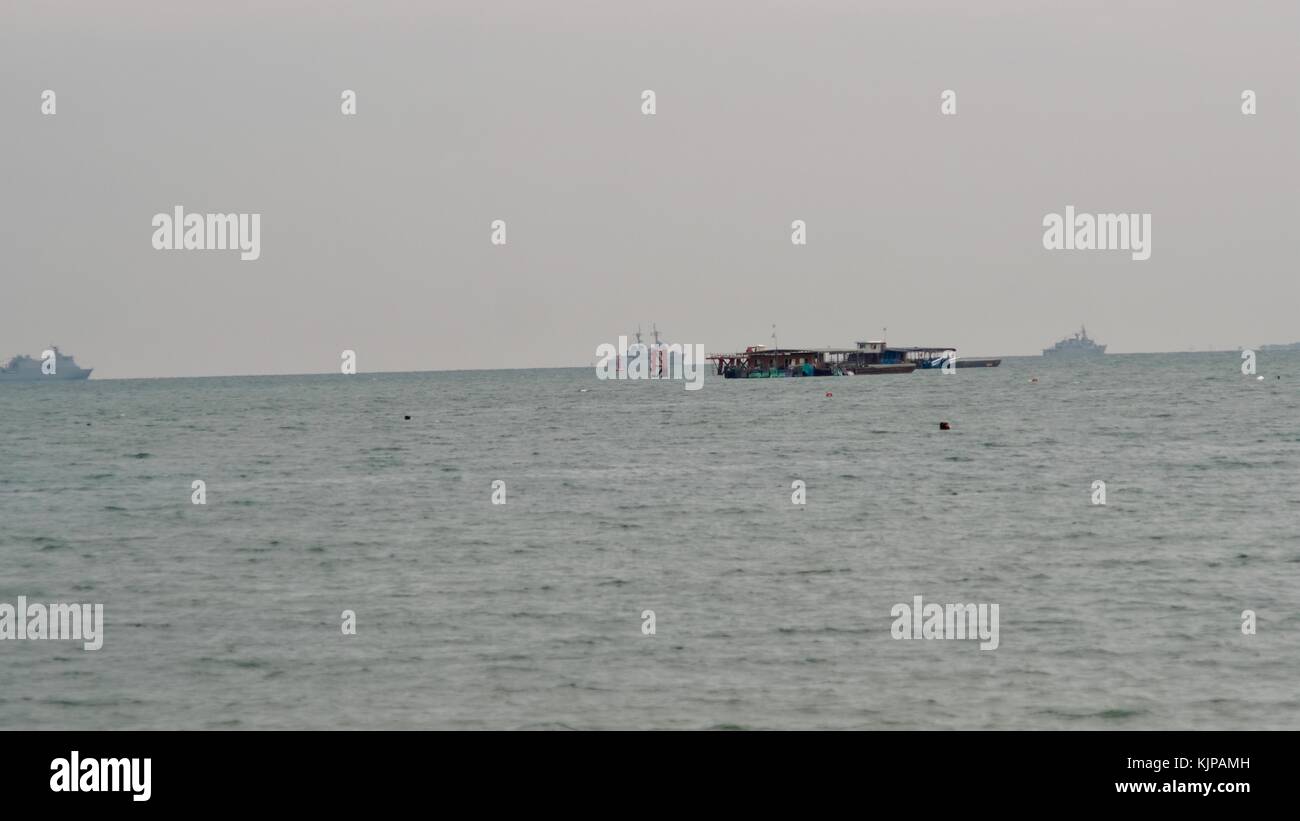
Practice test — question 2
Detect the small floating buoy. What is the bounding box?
[939,421,951,430]
[404,415,411,420]
[825,391,832,398]
[1257,376,1264,381]
[1029,377,1039,384]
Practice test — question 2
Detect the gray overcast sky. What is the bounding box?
[3,0,1297,378]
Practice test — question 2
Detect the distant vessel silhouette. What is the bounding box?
[614,324,680,376]
[1043,325,1106,356]
[0,346,93,381]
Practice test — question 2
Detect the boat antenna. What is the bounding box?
[771,324,778,350]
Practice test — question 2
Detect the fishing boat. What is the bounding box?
[708,339,916,378]
[707,333,1001,378]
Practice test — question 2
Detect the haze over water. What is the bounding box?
[1,353,1297,729]
[4,1,1298,378]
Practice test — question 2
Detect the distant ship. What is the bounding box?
[648,323,682,376]
[0,347,93,381]
[615,324,680,376]
[1043,325,1106,356]
[1258,342,1300,352]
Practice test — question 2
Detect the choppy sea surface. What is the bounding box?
[1,352,1297,730]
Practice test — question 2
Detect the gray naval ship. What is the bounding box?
[0,346,93,381]
[1043,325,1106,356]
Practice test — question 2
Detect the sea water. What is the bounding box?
[0,352,1296,729]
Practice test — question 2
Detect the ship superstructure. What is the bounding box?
[0,346,93,381]
[1043,325,1106,356]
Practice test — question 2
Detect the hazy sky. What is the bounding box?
[3,1,1297,378]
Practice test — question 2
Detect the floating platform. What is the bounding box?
[707,338,996,379]
[915,357,1002,369]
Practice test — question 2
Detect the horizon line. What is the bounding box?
[32,348,1268,382]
